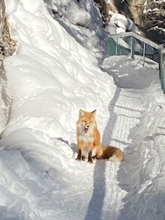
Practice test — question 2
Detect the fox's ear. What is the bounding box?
[92,110,96,117]
[79,109,85,117]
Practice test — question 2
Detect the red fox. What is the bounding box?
[76,109,124,163]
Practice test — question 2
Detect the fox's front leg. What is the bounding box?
[76,149,82,161]
[88,150,93,163]
[88,143,95,163]
[76,141,84,161]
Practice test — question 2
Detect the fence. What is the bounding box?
[107,32,165,93]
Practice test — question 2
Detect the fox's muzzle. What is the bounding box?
[84,126,89,133]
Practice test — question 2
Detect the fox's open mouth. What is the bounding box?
[84,127,89,133]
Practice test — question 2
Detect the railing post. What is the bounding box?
[159,45,165,93]
[131,36,135,59]
[116,36,118,55]
[143,42,146,66]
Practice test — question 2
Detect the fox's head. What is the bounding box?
[78,109,97,133]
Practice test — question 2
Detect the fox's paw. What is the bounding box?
[82,156,85,161]
[76,156,86,162]
[76,157,81,162]
[88,158,93,163]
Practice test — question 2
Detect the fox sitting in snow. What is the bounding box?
[76,109,124,163]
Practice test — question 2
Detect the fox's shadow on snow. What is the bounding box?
[0,206,22,220]
[84,159,106,220]
[84,88,122,220]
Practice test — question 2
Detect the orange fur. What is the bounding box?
[76,109,124,163]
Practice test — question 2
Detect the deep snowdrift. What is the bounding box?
[0,0,165,220]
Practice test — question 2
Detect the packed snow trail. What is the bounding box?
[102,57,165,220]
[1,0,165,220]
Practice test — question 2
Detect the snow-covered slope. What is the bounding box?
[0,0,165,219]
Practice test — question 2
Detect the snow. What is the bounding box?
[105,13,138,34]
[107,13,138,34]
[1,0,165,220]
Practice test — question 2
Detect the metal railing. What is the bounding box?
[107,32,165,93]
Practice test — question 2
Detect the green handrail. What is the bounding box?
[107,32,165,93]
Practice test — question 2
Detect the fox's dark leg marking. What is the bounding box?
[88,151,93,163]
[92,155,96,160]
[76,149,82,161]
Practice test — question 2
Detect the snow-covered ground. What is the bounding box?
[0,0,165,219]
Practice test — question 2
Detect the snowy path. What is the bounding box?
[59,63,165,220]
[100,57,165,220]
[79,88,146,220]
[1,1,165,219]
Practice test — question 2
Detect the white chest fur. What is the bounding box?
[78,124,94,143]
[77,124,95,153]
[78,133,94,145]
